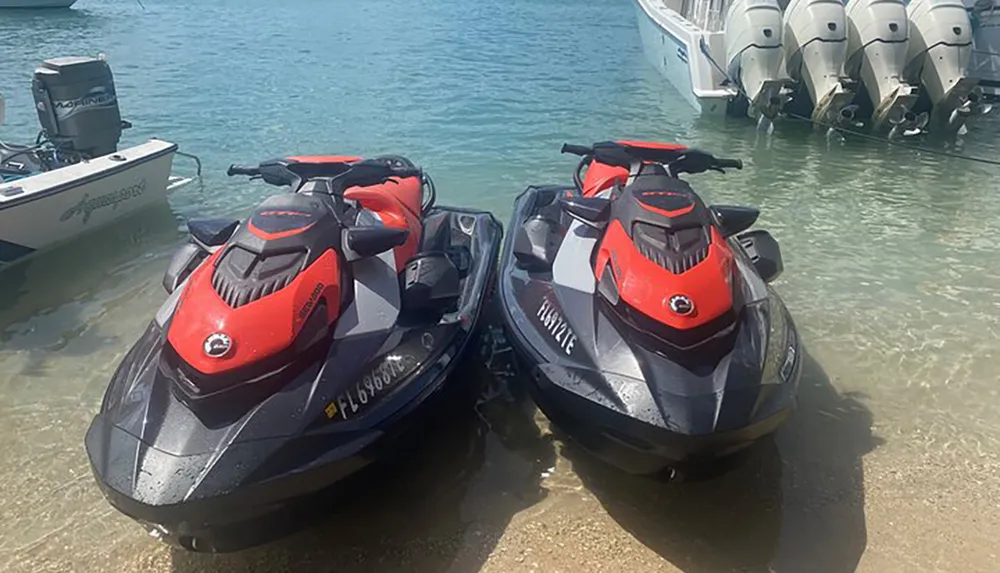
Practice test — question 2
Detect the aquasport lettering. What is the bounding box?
[59,179,146,224]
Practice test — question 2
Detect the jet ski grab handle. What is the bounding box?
[226,159,421,194]
[560,142,743,177]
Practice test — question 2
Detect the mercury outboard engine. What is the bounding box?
[725,0,793,123]
[32,56,124,160]
[904,0,988,135]
[783,0,858,127]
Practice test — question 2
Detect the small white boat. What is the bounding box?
[633,0,792,120]
[0,56,198,269]
[0,140,191,267]
[633,0,739,115]
[0,0,77,7]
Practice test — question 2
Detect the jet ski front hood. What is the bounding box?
[85,306,460,510]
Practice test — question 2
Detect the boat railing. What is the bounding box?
[680,0,729,32]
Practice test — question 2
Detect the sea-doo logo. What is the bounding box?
[668,294,694,316]
[297,283,325,321]
[59,179,147,224]
[51,85,117,120]
[536,297,577,356]
[258,210,310,217]
[203,333,232,358]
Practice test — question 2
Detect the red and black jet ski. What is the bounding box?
[84,154,502,552]
[495,140,801,478]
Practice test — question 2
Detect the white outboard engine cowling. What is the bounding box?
[845,0,922,133]
[725,0,791,119]
[32,56,123,159]
[783,0,857,124]
[904,0,983,132]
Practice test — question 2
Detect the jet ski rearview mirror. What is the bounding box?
[559,196,610,229]
[712,205,759,237]
[343,226,409,262]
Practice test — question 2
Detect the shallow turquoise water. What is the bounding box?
[2,0,1000,571]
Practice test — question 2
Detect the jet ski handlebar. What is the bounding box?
[226,164,259,177]
[226,159,421,193]
[561,141,743,175]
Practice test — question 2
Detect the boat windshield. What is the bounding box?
[680,0,730,32]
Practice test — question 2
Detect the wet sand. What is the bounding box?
[3,296,997,573]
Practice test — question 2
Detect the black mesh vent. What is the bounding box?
[632,222,709,274]
[211,247,307,308]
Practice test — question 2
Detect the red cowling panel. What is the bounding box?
[634,190,695,219]
[248,220,316,241]
[345,175,424,270]
[581,140,689,197]
[286,155,363,163]
[583,161,629,198]
[594,220,734,330]
[166,249,342,376]
[617,140,687,151]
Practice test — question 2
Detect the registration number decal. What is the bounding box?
[536,297,577,356]
[328,354,417,421]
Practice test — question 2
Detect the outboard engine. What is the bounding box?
[904,0,985,134]
[968,0,1000,104]
[32,56,123,159]
[845,0,923,134]
[783,0,857,125]
[725,0,793,121]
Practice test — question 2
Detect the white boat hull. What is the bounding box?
[0,0,77,7]
[0,139,178,268]
[633,0,738,116]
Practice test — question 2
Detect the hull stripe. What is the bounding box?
[0,238,35,262]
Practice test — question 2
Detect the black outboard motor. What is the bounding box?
[32,56,124,159]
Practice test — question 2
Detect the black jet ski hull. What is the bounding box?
[495,185,802,476]
[85,206,502,552]
[86,344,473,552]
[512,339,799,475]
